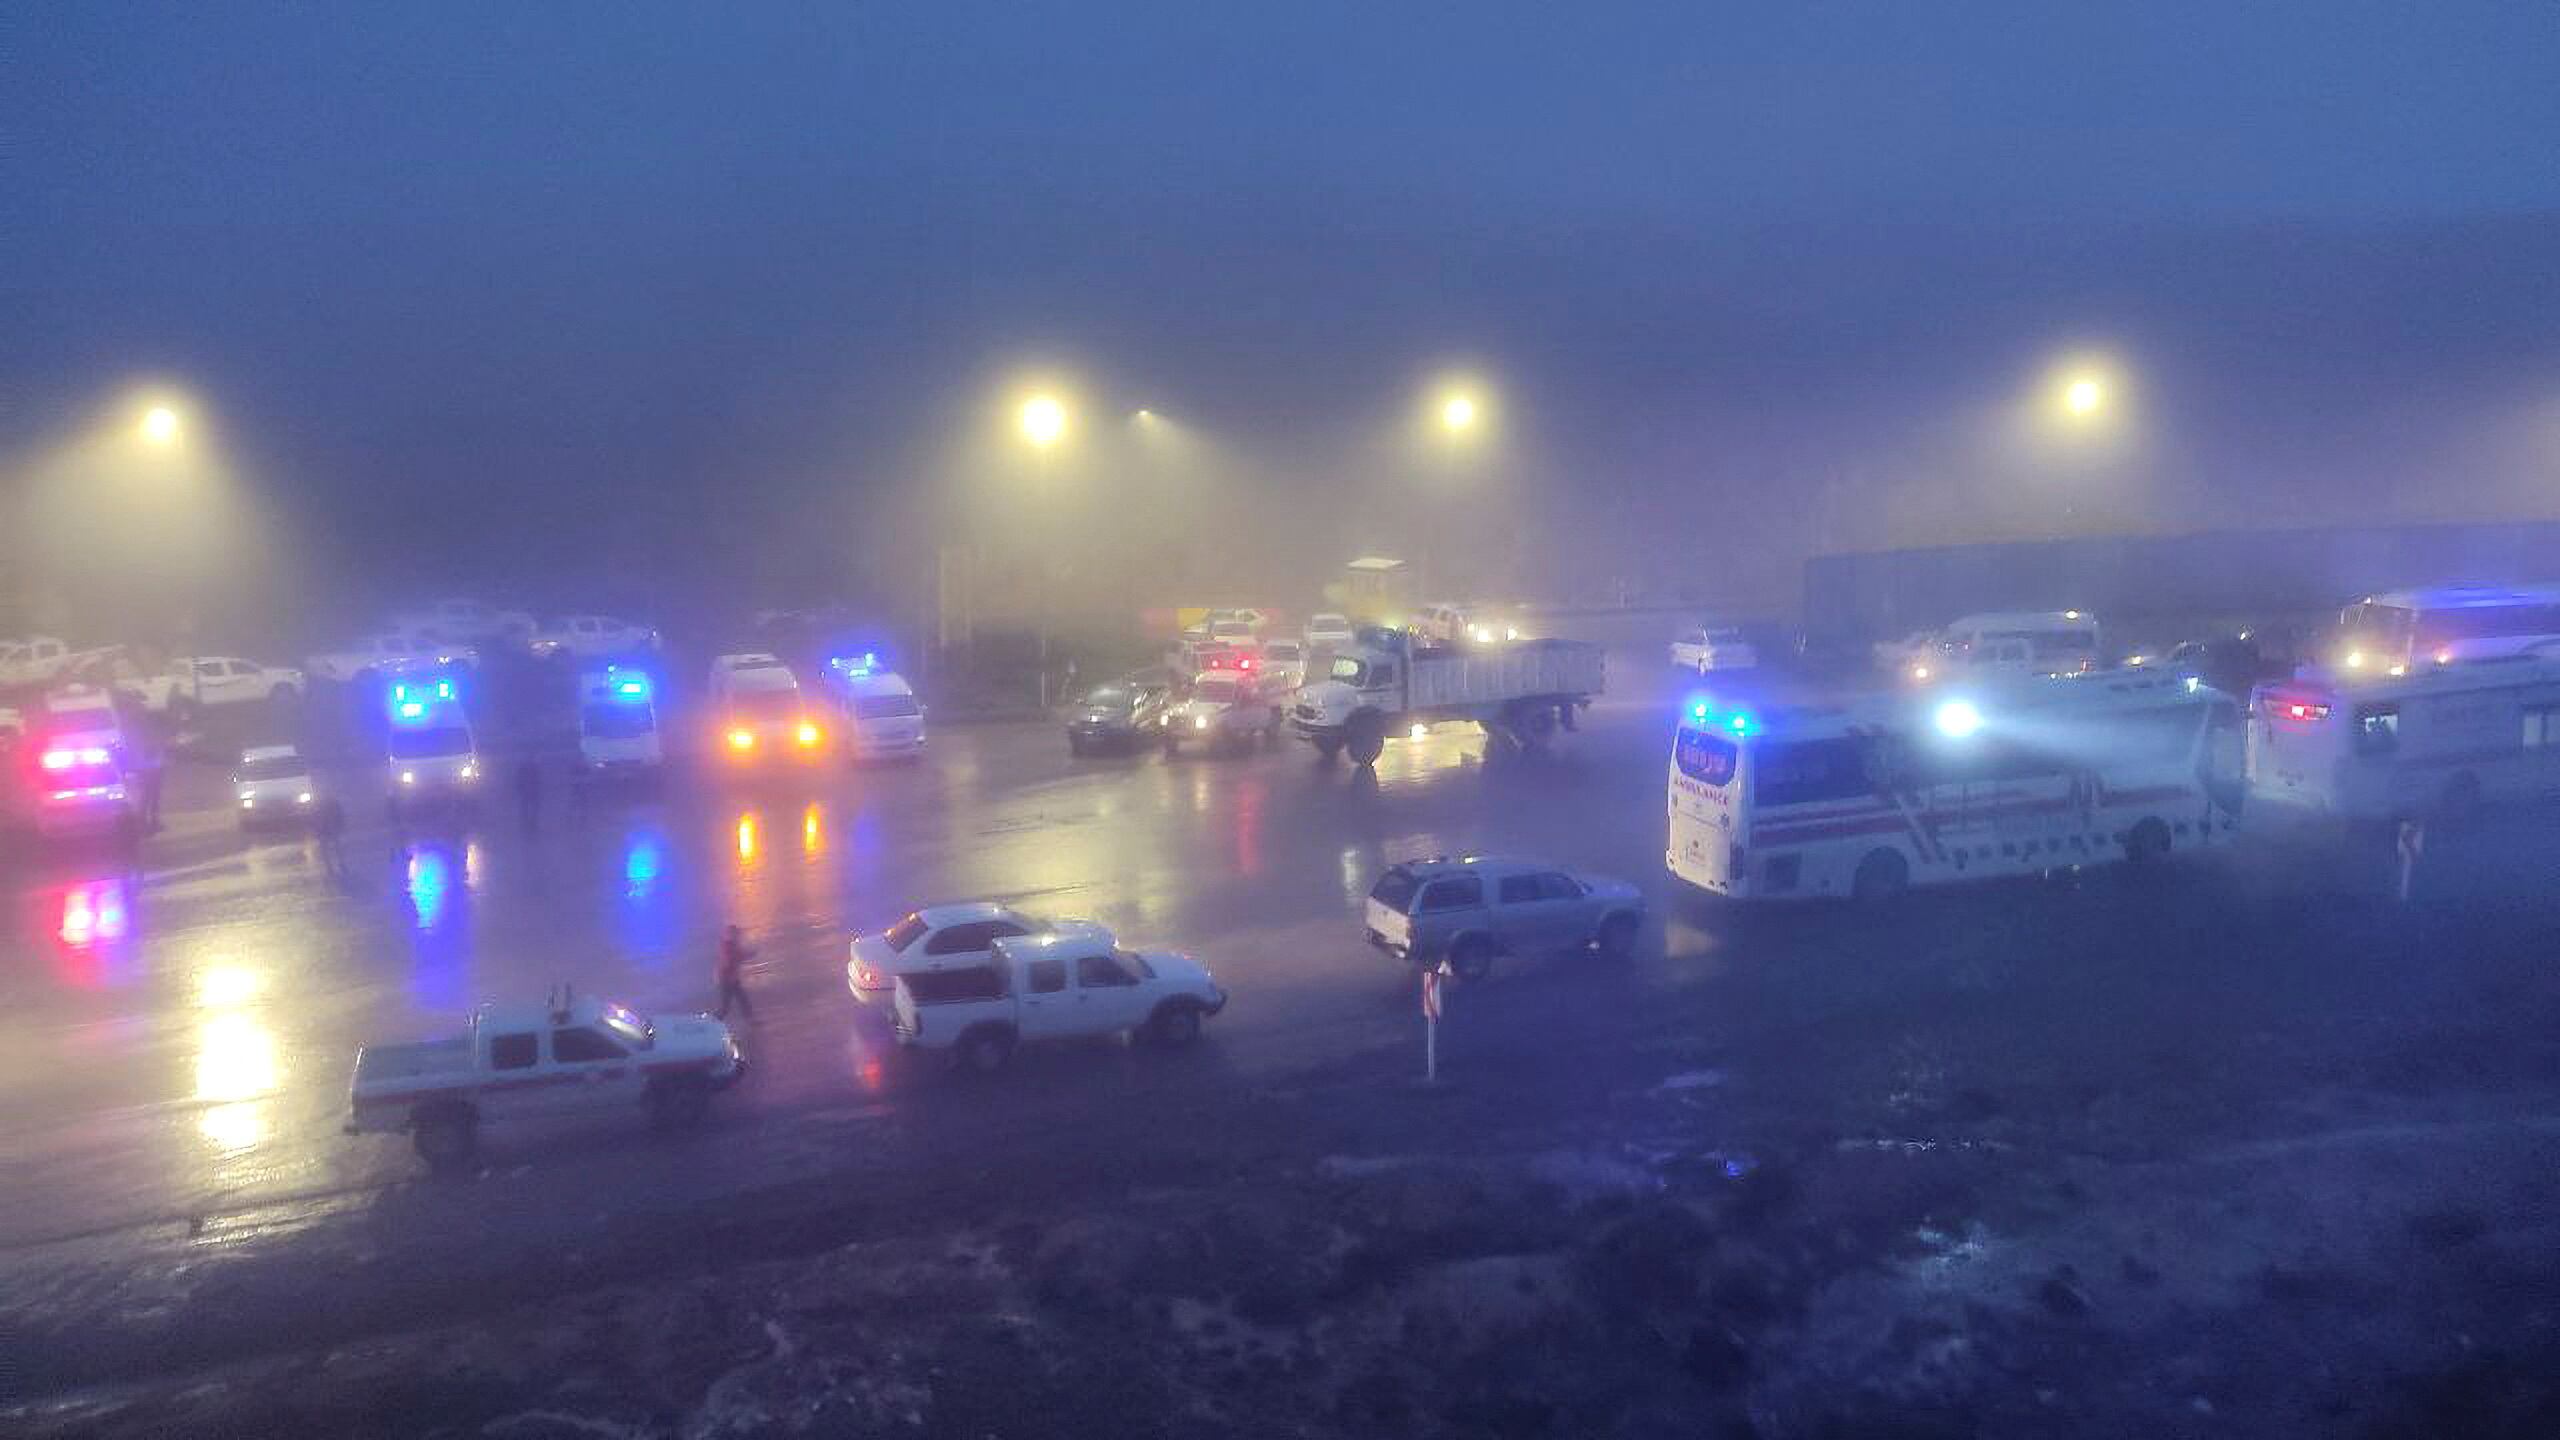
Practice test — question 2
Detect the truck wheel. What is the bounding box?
[957,1026,1016,1075]
[1346,712,1387,767]
[1595,912,1640,960]
[2125,817,2172,868]
[412,1108,477,1171]
[647,1076,710,1130]
[1851,849,1909,905]
[1517,703,1558,747]
[1148,1000,1204,1048]
[1448,935,1496,983]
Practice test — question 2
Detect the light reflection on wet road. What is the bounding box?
[0,647,1688,1253]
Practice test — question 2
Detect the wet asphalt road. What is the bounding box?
[9,618,2560,1417]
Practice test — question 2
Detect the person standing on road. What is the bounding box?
[715,924,757,1022]
[313,793,348,876]
[513,755,542,831]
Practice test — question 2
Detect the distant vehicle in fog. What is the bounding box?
[576,666,663,777]
[2249,654,2560,823]
[308,629,477,684]
[1364,855,1644,982]
[1258,638,1308,691]
[0,635,74,687]
[1304,612,1356,650]
[234,744,315,829]
[1161,666,1284,756]
[2324,584,2560,678]
[709,652,826,765]
[148,655,305,714]
[532,614,661,660]
[890,931,1225,1073]
[391,598,537,649]
[1889,611,2102,685]
[347,992,745,1169]
[1416,601,1523,647]
[1,685,143,844]
[1669,626,1758,674]
[834,660,926,760]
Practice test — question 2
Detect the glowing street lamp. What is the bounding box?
[1018,393,1068,450]
[140,404,182,447]
[1439,391,1479,434]
[2061,374,2105,419]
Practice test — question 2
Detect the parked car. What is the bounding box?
[389,598,537,649]
[346,991,744,1169]
[890,931,1226,1073]
[234,744,316,829]
[1258,639,1308,691]
[1067,679,1173,755]
[1364,856,1645,981]
[0,635,74,688]
[1305,613,1356,650]
[1669,626,1758,673]
[308,630,478,684]
[162,655,306,712]
[530,614,661,659]
[846,902,1086,1002]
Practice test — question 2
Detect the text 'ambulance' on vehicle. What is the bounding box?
[1668,667,2241,902]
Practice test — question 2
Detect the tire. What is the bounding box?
[1595,911,1640,960]
[1346,712,1387,767]
[1148,1000,1204,1048]
[412,1108,477,1171]
[1448,934,1496,983]
[648,1077,711,1130]
[1851,848,1909,905]
[957,1026,1016,1075]
[2125,817,2172,868]
[2438,772,2482,826]
[1518,703,1558,746]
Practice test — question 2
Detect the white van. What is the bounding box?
[840,669,926,760]
[384,670,480,814]
[576,666,663,776]
[1899,611,2102,684]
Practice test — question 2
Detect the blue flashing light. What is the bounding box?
[831,651,881,678]
[435,679,454,699]
[616,678,648,699]
[1725,711,1753,736]
[396,700,427,721]
[1688,700,1710,724]
[392,682,411,703]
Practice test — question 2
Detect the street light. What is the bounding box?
[1018,393,1068,450]
[140,405,182,447]
[1439,391,1479,434]
[2061,374,2105,419]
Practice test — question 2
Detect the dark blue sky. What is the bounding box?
[10,2,2559,610]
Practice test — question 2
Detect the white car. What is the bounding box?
[1670,627,1758,674]
[0,635,74,687]
[391,598,538,649]
[308,630,478,684]
[1259,639,1308,692]
[235,745,316,829]
[1305,613,1356,651]
[847,903,1093,1002]
[892,931,1227,1072]
[532,614,661,659]
[164,655,306,711]
[1161,667,1284,755]
[347,992,745,1169]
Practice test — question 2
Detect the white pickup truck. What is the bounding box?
[346,993,745,1169]
[307,630,479,685]
[1290,626,1605,765]
[892,932,1226,1073]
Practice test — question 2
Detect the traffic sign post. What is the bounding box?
[1421,962,1448,1083]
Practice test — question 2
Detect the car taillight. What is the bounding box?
[796,721,822,748]
[727,728,755,752]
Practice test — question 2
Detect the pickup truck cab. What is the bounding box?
[0,635,74,688]
[533,614,661,660]
[892,932,1226,1073]
[1366,855,1645,982]
[1161,667,1283,755]
[347,992,744,1169]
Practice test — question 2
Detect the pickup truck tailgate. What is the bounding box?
[352,1035,472,1090]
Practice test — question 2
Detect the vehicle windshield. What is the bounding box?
[1193,679,1241,704]
[1264,642,1302,662]
[884,913,929,952]
[1369,868,1420,910]
[388,725,471,759]
[1083,685,1130,708]
[852,693,921,719]
[1329,656,1367,684]
[580,702,656,738]
[726,688,801,719]
[235,754,307,781]
[1116,948,1157,980]
[598,1006,653,1049]
[1673,726,1739,785]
